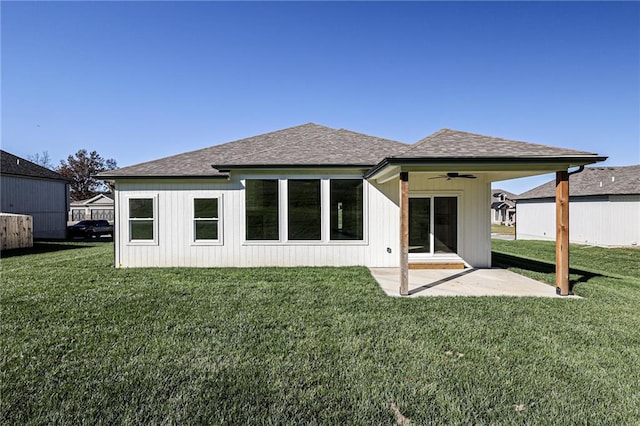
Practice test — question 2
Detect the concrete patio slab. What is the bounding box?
[369,267,581,298]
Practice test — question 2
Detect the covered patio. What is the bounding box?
[369,267,581,298]
[365,129,607,296]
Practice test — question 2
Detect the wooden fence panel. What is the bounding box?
[1,213,33,250]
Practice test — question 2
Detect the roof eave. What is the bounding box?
[0,171,71,183]
[214,163,375,172]
[93,174,230,180]
[364,155,608,179]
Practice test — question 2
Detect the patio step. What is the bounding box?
[409,262,465,270]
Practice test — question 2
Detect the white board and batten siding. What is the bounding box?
[408,173,492,268]
[516,195,640,247]
[1,175,68,239]
[114,172,492,268]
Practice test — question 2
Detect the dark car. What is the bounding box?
[67,220,114,239]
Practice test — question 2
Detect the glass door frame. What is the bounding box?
[408,192,461,261]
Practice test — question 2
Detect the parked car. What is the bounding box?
[67,220,114,239]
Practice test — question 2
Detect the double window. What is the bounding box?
[245,178,364,242]
[193,198,220,242]
[128,197,156,242]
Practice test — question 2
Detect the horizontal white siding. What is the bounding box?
[516,195,640,246]
[115,172,492,268]
[1,176,68,239]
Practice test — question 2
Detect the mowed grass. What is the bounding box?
[2,241,640,424]
[490,224,515,235]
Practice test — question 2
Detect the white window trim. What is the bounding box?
[408,191,462,260]
[126,194,159,246]
[191,194,224,246]
[241,176,369,246]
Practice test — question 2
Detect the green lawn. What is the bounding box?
[491,224,515,235]
[2,241,639,424]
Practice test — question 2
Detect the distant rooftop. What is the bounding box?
[0,150,67,182]
[517,165,640,199]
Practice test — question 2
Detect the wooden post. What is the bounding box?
[556,171,570,295]
[400,172,409,296]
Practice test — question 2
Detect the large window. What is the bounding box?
[129,198,155,241]
[194,198,219,241]
[330,179,363,240]
[246,180,279,240]
[245,178,365,243]
[288,180,321,240]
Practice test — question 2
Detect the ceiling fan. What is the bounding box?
[429,172,477,180]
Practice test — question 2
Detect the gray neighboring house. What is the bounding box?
[491,188,516,225]
[516,165,640,246]
[70,193,115,222]
[1,150,70,239]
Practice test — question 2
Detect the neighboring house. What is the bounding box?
[98,123,604,275]
[0,150,70,239]
[491,189,516,225]
[516,165,640,247]
[69,193,115,222]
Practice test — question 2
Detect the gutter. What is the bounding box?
[364,155,608,179]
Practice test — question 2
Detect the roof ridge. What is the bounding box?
[212,123,337,165]
[109,123,328,172]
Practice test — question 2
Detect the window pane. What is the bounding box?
[195,220,218,240]
[131,220,154,240]
[194,198,218,218]
[434,197,457,253]
[409,198,430,253]
[288,180,321,240]
[129,199,153,218]
[330,180,363,240]
[246,180,279,240]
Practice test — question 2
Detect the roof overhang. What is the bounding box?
[364,155,608,182]
[93,174,230,180]
[214,164,374,172]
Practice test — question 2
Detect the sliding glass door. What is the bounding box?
[409,196,458,257]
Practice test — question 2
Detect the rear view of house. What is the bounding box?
[1,150,70,239]
[516,165,640,246]
[98,123,605,289]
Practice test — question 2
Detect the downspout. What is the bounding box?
[568,165,585,177]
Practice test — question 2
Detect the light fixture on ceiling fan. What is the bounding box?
[429,172,477,180]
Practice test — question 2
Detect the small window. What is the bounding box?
[129,198,154,241]
[194,198,219,241]
[330,179,364,240]
[288,179,321,240]
[246,180,279,240]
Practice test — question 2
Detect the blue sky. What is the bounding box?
[2,1,638,193]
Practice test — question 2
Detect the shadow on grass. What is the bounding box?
[0,241,97,258]
[492,251,604,292]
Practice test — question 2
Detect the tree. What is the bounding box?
[57,149,117,201]
[27,151,54,170]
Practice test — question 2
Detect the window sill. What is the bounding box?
[190,240,224,246]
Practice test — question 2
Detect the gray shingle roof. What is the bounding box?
[97,123,409,178]
[97,124,606,179]
[0,150,67,181]
[517,165,640,199]
[492,189,517,207]
[396,129,598,158]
